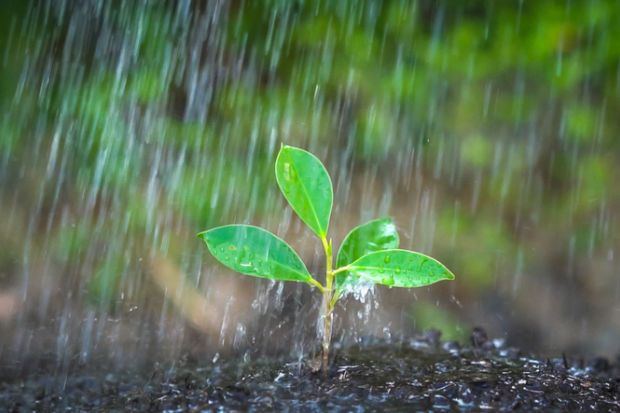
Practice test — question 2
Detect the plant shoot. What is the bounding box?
[198,145,455,373]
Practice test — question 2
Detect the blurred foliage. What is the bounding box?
[410,301,467,343]
[1,0,619,344]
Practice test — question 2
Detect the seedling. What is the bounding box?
[198,145,454,372]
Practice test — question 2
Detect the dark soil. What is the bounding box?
[1,328,619,412]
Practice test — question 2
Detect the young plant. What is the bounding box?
[198,145,454,372]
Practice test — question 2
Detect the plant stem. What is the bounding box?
[309,277,326,293]
[320,236,334,375]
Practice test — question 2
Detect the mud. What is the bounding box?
[1,328,619,412]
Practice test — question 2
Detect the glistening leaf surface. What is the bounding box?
[346,249,455,288]
[198,225,313,283]
[335,217,399,291]
[275,145,333,237]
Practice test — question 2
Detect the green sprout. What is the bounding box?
[198,145,455,372]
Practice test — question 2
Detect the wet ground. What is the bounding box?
[1,328,619,412]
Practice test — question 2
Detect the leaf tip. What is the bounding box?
[275,144,290,165]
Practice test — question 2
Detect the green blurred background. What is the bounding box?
[0,0,619,364]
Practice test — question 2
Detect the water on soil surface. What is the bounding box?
[1,330,619,412]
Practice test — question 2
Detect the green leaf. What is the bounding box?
[335,217,400,291]
[346,249,455,288]
[198,224,315,284]
[275,145,333,238]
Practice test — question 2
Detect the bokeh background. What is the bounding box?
[1,0,619,371]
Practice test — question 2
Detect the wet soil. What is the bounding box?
[1,328,619,412]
